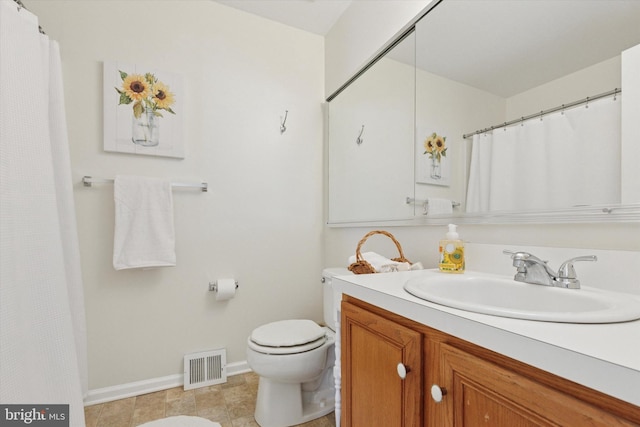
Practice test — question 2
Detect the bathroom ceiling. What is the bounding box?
[213,0,640,98]
[212,0,352,35]
[411,0,640,97]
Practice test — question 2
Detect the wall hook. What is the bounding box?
[280,110,288,134]
[356,125,364,145]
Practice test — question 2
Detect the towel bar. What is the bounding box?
[82,176,208,192]
[406,197,459,207]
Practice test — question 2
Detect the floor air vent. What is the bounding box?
[183,349,227,390]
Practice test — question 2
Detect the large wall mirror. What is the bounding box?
[328,32,416,224]
[327,0,640,225]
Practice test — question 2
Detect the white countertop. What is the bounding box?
[334,269,640,407]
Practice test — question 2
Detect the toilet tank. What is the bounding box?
[321,268,352,331]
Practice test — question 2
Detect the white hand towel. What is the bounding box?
[348,251,410,272]
[113,175,176,270]
[425,198,453,216]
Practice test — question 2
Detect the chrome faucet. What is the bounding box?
[503,250,597,289]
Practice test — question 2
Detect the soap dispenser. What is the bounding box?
[439,224,465,273]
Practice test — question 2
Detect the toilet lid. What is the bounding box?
[250,319,326,347]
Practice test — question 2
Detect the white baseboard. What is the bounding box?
[227,360,252,377]
[84,360,251,406]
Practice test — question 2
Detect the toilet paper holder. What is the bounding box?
[209,280,239,292]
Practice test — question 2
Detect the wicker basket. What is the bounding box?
[348,230,411,274]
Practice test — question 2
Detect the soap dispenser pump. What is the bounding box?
[439,224,465,273]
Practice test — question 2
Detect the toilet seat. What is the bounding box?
[249,319,327,355]
[248,337,326,355]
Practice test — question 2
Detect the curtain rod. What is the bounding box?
[13,0,46,34]
[325,0,444,102]
[462,88,621,139]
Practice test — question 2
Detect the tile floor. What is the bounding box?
[84,372,336,427]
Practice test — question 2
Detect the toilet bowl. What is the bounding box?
[246,268,350,427]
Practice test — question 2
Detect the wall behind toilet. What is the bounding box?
[28,0,325,391]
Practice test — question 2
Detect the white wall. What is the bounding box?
[505,56,621,118]
[29,0,325,391]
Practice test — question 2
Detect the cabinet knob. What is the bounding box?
[397,363,409,379]
[431,385,447,403]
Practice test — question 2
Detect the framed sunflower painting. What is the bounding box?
[416,131,450,186]
[103,62,184,158]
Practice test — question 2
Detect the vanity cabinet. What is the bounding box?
[431,342,638,427]
[341,300,422,427]
[341,296,640,427]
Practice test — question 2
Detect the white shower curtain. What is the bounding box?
[466,96,621,212]
[0,2,87,425]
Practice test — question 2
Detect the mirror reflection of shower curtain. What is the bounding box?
[466,96,621,212]
[0,2,87,425]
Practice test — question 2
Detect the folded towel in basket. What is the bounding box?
[113,175,176,270]
[348,251,410,273]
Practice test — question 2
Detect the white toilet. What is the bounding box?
[246,268,350,427]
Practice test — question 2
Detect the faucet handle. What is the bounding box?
[503,250,529,282]
[503,250,529,269]
[503,250,527,257]
[556,255,597,288]
[557,255,597,279]
[503,250,548,266]
[503,249,530,260]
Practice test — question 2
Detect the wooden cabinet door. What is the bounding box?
[435,343,637,427]
[341,301,422,427]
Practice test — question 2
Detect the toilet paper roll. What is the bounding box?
[215,279,237,301]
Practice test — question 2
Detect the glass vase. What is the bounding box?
[430,156,441,179]
[132,109,159,147]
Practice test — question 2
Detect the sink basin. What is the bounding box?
[404,272,640,323]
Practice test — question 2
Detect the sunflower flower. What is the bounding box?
[152,81,175,112]
[121,74,150,102]
[424,134,435,154]
[424,132,447,161]
[115,70,177,119]
[434,135,446,153]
